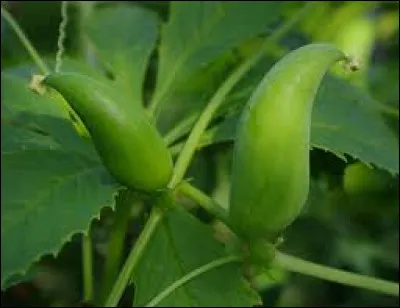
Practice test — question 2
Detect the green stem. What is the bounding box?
[211,148,231,209]
[275,251,399,297]
[179,181,399,297]
[76,1,96,63]
[99,191,139,304]
[177,181,229,226]
[168,142,184,157]
[167,62,250,187]
[251,268,288,291]
[82,233,94,302]
[105,207,164,307]
[145,255,243,307]
[1,6,50,74]
[163,113,199,146]
[167,2,314,189]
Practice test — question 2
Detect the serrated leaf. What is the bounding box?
[1,149,119,288]
[200,75,399,174]
[311,76,399,173]
[152,1,284,111]
[86,4,159,106]
[1,267,39,290]
[1,74,115,289]
[133,208,260,307]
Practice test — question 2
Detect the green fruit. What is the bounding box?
[44,72,173,191]
[229,44,347,241]
[344,162,393,195]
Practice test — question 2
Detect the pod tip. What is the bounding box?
[344,55,361,72]
[29,74,46,95]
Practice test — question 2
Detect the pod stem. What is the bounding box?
[178,181,399,297]
[177,181,230,225]
[1,5,50,74]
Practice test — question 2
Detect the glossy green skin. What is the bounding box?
[44,73,173,191]
[229,44,345,240]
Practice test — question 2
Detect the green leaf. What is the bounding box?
[133,208,260,307]
[2,116,99,159]
[1,270,39,290]
[86,4,159,106]
[1,74,115,288]
[2,57,108,81]
[1,74,68,122]
[311,76,399,173]
[2,73,100,158]
[152,1,284,112]
[156,51,238,134]
[1,149,119,288]
[200,75,399,174]
[1,123,60,153]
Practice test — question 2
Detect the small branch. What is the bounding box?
[177,181,229,226]
[168,142,184,157]
[1,5,50,74]
[275,251,399,297]
[145,255,243,307]
[163,113,199,146]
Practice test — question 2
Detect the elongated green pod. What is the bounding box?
[43,72,173,191]
[229,44,347,241]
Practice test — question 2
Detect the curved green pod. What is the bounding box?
[229,44,347,241]
[44,72,173,192]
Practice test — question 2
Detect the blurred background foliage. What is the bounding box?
[1,1,398,307]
